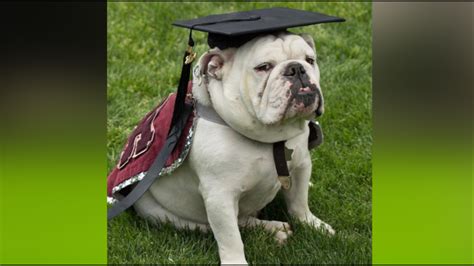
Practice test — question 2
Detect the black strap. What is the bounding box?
[308,120,323,150]
[273,121,324,180]
[107,105,192,220]
[273,141,290,177]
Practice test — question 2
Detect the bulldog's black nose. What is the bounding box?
[284,63,306,77]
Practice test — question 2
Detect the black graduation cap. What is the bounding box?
[173,7,345,50]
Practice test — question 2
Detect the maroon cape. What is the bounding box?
[107,85,195,198]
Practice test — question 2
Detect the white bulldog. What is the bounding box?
[133,32,334,264]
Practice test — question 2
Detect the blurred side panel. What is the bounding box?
[372,2,472,264]
[0,3,107,263]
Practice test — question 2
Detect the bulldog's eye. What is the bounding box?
[254,63,273,72]
[305,57,315,65]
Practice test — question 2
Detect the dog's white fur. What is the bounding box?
[134,32,334,264]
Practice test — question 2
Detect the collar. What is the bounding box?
[195,102,228,127]
[195,102,323,152]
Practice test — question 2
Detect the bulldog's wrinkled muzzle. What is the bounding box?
[284,62,323,116]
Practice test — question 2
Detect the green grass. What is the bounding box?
[108,2,371,264]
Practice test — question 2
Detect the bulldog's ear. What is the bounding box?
[192,49,233,106]
[299,33,316,52]
[198,50,225,80]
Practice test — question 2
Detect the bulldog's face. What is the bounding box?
[193,32,324,142]
[241,33,323,124]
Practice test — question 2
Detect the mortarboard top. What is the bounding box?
[173,7,345,49]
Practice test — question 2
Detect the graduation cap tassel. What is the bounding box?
[170,29,196,131]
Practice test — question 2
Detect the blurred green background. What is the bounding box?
[107,2,371,264]
[372,2,472,263]
[0,3,106,264]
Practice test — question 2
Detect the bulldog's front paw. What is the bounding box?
[270,221,293,245]
[307,215,335,235]
[274,228,293,245]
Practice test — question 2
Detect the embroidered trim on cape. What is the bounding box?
[111,112,197,197]
[107,196,117,204]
